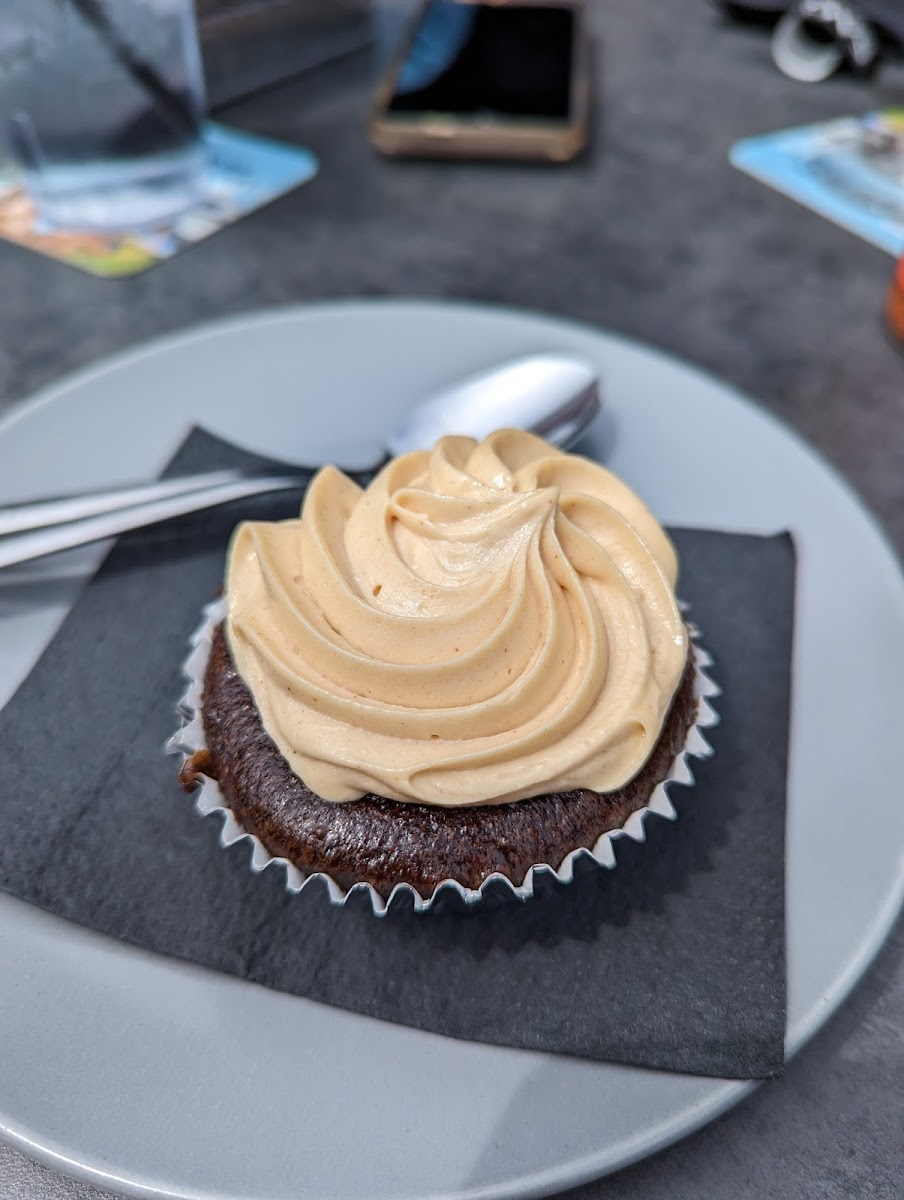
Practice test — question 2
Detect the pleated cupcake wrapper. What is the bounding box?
[168,598,720,917]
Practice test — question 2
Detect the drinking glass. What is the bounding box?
[1,0,207,230]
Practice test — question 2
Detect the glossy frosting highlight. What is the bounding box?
[225,430,687,806]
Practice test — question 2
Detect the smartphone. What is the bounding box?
[369,0,590,162]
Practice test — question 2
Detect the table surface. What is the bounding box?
[1,2,903,1198]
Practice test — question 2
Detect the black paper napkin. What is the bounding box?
[0,429,792,1079]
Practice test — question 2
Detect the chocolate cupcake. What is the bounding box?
[175,430,717,911]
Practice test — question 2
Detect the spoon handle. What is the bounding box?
[0,473,314,570]
[0,468,266,537]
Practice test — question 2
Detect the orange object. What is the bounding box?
[886,255,904,339]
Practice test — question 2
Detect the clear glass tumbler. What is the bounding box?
[1,0,207,230]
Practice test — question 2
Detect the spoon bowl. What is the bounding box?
[385,353,600,457]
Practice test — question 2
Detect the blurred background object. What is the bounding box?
[886,250,904,339]
[715,0,904,81]
[369,0,589,162]
[198,0,373,107]
[1,0,206,230]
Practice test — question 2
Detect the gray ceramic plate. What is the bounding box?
[1,301,902,1200]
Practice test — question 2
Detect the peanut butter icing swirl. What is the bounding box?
[225,429,687,806]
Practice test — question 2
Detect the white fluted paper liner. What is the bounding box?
[168,598,720,917]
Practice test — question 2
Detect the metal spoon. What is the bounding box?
[0,353,600,570]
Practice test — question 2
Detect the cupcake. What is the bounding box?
[178,429,709,907]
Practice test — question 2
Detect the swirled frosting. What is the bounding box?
[225,429,687,806]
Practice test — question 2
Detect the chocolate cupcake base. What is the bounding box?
[176,608,710,905]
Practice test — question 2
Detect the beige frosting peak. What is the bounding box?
[225,429,687,806]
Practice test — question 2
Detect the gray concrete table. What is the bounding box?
[1,2,902,1197]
